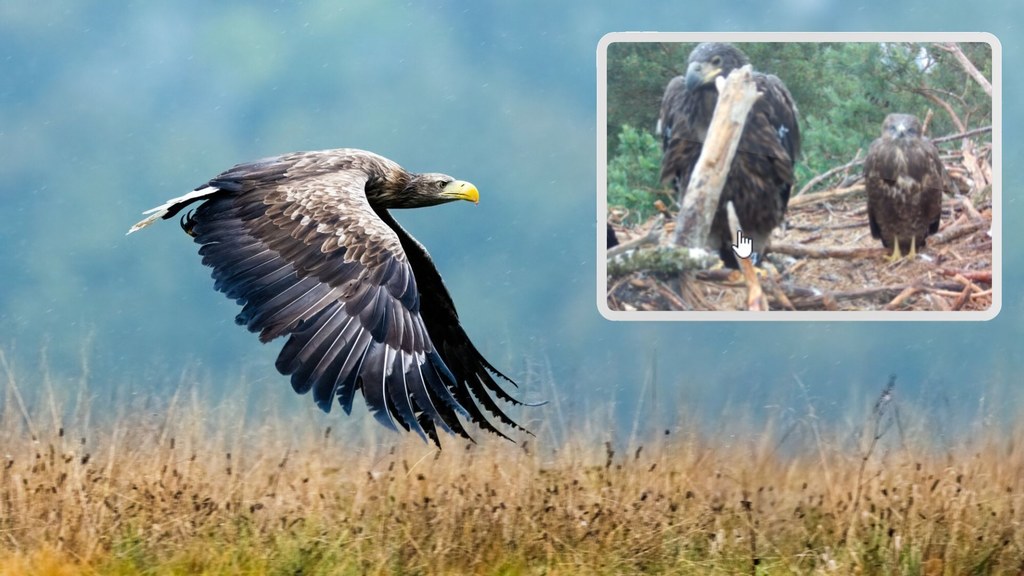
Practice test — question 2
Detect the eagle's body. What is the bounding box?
[129,148,522,444]
[864,114,947,259]
[659,43,800,267]
[656,75,686,150]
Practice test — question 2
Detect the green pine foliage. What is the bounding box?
[606,125,667,224]
[605,41,992,199]
[606,42,689,156]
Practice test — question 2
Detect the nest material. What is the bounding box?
[608,184,993,313]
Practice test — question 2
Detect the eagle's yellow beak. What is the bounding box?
[685,61,722,90]
[442,180,479,204]
[702,66,722,84]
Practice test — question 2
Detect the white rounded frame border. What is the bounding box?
[596,31,1001,322]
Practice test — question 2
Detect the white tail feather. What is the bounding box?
[126,186,219,235]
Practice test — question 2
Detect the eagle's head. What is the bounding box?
[396,173,479,208]
[882,113,922,140]
[684,42,751,91]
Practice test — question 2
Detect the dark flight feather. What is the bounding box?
[659,42,801,267]
[129,148,524,445]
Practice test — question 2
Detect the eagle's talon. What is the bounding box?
[180,209,197,237]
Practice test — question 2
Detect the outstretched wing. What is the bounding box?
[377,209,526,439]
[147,152,512,443]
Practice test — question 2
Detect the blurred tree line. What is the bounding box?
[606,41,993,224]
[0,2,603,384]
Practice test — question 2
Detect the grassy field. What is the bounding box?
[2,353,1023,575]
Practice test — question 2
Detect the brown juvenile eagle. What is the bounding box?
[129,149,524,444]
[659,42,801,267]
[864,113,948,260]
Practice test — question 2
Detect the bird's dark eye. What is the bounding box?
[711,55,722,66]
[438,180,450,189]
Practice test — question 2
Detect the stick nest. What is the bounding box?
[607,144,994,313]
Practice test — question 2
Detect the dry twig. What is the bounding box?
[796,150,862,197]
[607,218,665,258]
[931,219,988,244]
[771,242,881,260]
[937,268,991,284]
[788,185,865,209]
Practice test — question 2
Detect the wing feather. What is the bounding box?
[376,209,527,438]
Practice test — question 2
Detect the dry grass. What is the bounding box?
[2,353,1024,575]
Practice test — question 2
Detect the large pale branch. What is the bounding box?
[674,65,759,250]
[934,42,992,97]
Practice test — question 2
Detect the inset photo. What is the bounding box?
[598,33,999,320]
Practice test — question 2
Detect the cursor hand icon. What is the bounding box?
[731,229,753,260]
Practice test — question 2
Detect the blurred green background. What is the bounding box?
[606,41,992,224]
[1,1,1020,437]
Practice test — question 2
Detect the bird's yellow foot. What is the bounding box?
[724,261,774,285]
[887,236,903,263]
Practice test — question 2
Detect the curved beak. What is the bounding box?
[685,61,721,91]
[442,180,479,204]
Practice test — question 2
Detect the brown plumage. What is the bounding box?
[129,149,524,445]
[659,42,801,267]
[607,223,619,248]
[656,75,686,150]
[864,114,948,259]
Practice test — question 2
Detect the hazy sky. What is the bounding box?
[1,1,1019,437]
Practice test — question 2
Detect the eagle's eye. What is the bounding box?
[437,180,450,190]
[710,55,722,67]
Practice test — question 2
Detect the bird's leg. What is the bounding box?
[751,251,774,279]
[887,236,903,263]
[724,251,770,283]
[908,236,918,259]
[738,252,768,311]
